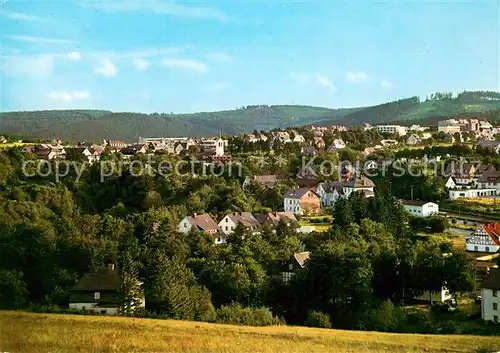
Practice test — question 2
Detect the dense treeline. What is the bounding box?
[0,147,481,333]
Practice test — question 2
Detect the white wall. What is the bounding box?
[466,243,499,253]
[414,289,451,302]
[284,198,300,214]
[482,288,500,322]
[69,303,119,315]
[218,215,237,235]
[178,217,192,233]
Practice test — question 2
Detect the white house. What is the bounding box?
[466,223,500,253]
[245,134,259,143]
[414,288,452,303]
[283,188,321,215]
[481,268,500,323]
[401,200,439,217]
[316,182,345,206]
[293,134,305,143]
[201,137,225,156]
[406,134,421,146]
[178,213,225,244]
[327,138,346,152]
[374,125,407,136]
[218,212,260,235]
[477,172,500,192]
[449,188,498,199]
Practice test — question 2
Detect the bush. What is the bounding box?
[437,320,459,334]
[431,301,455,314]
[451,218,457,224]
[304,311,331,329]
[215,303,283,326]
[369,300,394,331]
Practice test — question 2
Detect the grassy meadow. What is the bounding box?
[2,311,500,353]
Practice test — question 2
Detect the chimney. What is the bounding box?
[107,264,115,271]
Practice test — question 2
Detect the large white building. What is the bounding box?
[481,268,500,323]
[438,119,462,134]
[466,223,500,253]
[200,137,225,156]
[374,125,408,136]
[401,200,439,217]
[449,188,498,199]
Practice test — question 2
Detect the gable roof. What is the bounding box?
[401,200,435,206]
[225,212,260,228]
[70,265,123,291]
[284,188,318,199]
[294,252,311,268]
[483,223,500,246]
[477,171,500,183]
[256,211,299,227]
[188,213,220,232]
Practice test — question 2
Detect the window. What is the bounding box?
[474,246,479,251]
[94,292,100,300]
[226,218,228,222]
[493,303,498,311]
[216,238,220,243]
[288,264,293,270]
[486,247,490,252]
[225,226,228,231]
[495,316,498,323]
[494,289,498,297]
[183,222,187,227]
[101,310,106,314]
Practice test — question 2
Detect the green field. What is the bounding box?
[2,311,500,353]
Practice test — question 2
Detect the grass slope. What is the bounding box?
[2,311,500,353]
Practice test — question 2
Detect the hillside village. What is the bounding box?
[2,114,500,334]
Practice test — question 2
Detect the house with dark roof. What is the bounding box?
[477,140,500,154]
[177,213,225,244]
[242,174,284,189]
[281,251,311,284]
[218,212,261,236]
[255,211,299,229]
[401,200,439,217]
[284,188,320,215]
[477,171,500,192]
[69,264,145,314]
[481,267,500,322]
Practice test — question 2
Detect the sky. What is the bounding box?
[1,0,499,113]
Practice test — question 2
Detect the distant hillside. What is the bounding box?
[0,105,360,142]
[1,91,499,142]
[319,91,500,126]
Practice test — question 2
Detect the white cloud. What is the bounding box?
[95,58,118,77]
[82,1,229,21]
[4,35,76,45]
[381,80,393,89]
[291,72,335,89]
[346,71,369,83]
[0,9,54,23]
[1,55,54,77]
[48,90,90,102]
[162,58,208,73]
[316,76,335,88]
[132,58,150,71]
[67,52,82,60]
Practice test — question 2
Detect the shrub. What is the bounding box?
[304,311,331,329]
[451,218,457,224]
[431,301,455,314]
[369,300,394,331]
[322,217,331,223]
[215,303,283,326]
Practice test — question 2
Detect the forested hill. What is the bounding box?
[318,91,500,127]
[0,106,360,142]
[1,91,500,142]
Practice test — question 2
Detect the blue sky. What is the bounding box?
[1,1,499,113]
